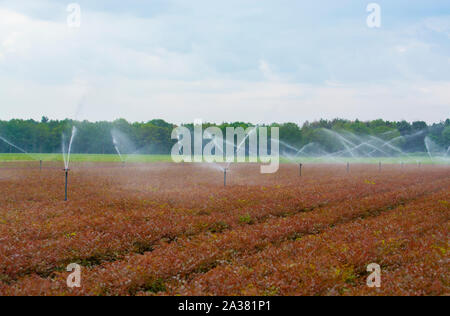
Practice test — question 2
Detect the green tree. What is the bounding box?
[442,126,450,147]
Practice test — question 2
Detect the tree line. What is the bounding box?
[0,117,449,155]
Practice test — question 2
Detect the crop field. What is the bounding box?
[0,162,449,296]
[0,153,174,163]
[0,153,444,165]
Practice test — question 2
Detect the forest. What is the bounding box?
[0,117,449,155]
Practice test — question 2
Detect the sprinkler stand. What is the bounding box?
[224,168,228,187]
[64,169,69,201]
[299,163,303,177]
[379,162,381,172]
[347,162,350,174]
[40,160,42,171]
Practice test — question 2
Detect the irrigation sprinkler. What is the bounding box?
[224,168,228,187]
[299,163,303,177]
[40,160,42,171]
[379,162,382,172]
[62,126,77,201]
[347,162,350,174]
[64,169,69,201]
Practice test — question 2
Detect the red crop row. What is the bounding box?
[1,165,443,281]
[165,191,449,296]
[1,167,448,296]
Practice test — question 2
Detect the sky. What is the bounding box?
[0,0,449,124]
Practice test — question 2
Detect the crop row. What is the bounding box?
[1,167,441,281]
[1,175,447,295]
[164,191,449,296]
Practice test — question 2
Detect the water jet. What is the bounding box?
[111,129,138,166]
[0,135,40,164]
[203,127,258,187]
[62,126,77,201]
[112,134,125,166]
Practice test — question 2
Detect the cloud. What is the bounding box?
[2,73,448,124]
[0,1,449,124]
[259,59,282,82]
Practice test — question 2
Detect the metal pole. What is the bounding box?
[40,160,42,171]
[299,163,303,177]
[347,162,350,174]
[65,169,69,201]
[224,168,227,187]
[379,162,381,172]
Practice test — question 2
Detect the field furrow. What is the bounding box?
[1,165,447,296]
[164,191,449,296]
[1,165,444,281]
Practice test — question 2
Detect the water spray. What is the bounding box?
[0,135,37,162]
[203,127,257,187]
[0,135,28,155]
[305,128,425,163]
[112,135,125,167]
[62,126,77,201]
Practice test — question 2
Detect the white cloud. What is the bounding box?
[0,2,449,124]
[423,16,450,38]
[2,73,448,124]
[258,59,274,81]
